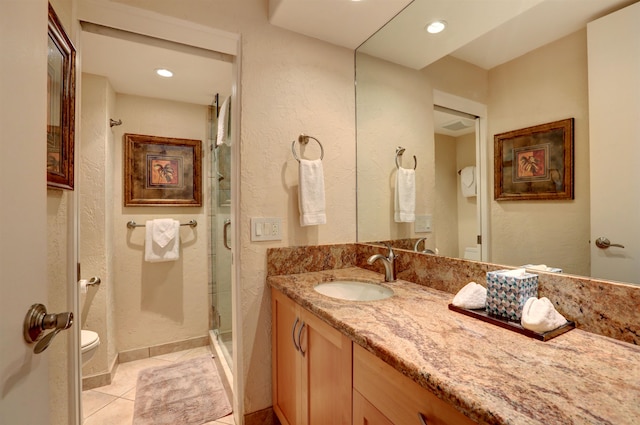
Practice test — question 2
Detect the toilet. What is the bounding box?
[81,330,100,365]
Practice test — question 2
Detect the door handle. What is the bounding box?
[595,237,625,249]
[24,304,73,354]
[291,317,300,352]
[223,219,231,250]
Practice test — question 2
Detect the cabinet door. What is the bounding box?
[354,344,475,425]
[300,310,353,425]
[353,389,394,425]
[272,288,301,425]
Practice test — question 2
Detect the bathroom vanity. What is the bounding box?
[267,244,640,425]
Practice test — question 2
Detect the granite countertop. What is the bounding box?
[267,267,640,425]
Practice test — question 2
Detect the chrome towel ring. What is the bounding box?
[395,146,417,170]
[291,134,324,162]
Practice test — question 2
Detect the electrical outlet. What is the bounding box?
[251,218,282,241]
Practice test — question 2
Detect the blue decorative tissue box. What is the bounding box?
[486,270,538,321]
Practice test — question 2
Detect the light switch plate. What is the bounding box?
[251,218,282,241]
[415,214,432,233]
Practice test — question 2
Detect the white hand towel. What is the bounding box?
[452,281,487,309]
[521,297,567,333]
[216,96,230,146]
[394,167,415,222]
[460,166,476,197]
[145,219,180,262]
[298,159,326,226]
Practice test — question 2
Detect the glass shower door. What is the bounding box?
[211,100,233,369]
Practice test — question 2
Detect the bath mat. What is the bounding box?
[133,355,232,425]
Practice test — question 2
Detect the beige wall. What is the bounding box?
[80,73,118,376]
[111,94,210,351]
[488,30,590,275]
[356,53,435,245]
[111,1,358,415]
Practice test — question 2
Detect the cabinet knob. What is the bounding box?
[418,412,428,425]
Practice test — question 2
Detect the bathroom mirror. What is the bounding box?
[355,0,639,284]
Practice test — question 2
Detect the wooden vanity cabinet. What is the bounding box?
[271,288,352,425]
[353,344,476,425]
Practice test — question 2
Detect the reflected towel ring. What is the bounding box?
[395,146,417,170]
[291,134,324,162]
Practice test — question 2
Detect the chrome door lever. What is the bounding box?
[24,304,73,354]
[595,237,625,249]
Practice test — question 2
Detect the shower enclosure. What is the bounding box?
[209,98,233,368]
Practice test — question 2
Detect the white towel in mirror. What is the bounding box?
[394,167,415,222]
[460,165,476,197]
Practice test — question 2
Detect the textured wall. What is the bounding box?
[113,0,358,414]
[111,94,210,351]
[79,73,118,376]
[488,30,590,275]
[356,52,435,245]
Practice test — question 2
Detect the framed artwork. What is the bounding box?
[124,134,202,206]
[47,3,76,190]
[494,118,574,201]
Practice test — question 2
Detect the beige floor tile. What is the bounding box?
[121,386,136,401]
[82,390,118,418]
[83,398,134,425]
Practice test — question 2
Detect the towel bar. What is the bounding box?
[291,134,324,162]
[126,219,198,229]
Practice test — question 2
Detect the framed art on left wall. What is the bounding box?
[47,3,76,190]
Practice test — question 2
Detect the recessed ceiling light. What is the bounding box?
[155,68,173,78]
[426,20,447,34]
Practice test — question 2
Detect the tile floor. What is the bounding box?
[82,345,234,425]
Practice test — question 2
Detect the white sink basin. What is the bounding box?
[314,281,393,301]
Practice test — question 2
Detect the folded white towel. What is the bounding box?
[216,96,230,146]
[460,165,476,197]
[521,297,567,333]
[298,159,326,226]
[145,219,180,262]
[394,167,415,222]
[452,281,487,309]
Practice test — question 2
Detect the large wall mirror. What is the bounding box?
[355,0,640,285]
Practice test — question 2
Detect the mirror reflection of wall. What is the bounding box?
[433,107,478,260]
[356,0,640,285]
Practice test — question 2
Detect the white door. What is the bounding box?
[588,2,640,285]
[0,1,56,423]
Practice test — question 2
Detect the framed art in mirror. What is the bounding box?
[494,118,574,201]
[47,3,76,190]
[124,134,202,206]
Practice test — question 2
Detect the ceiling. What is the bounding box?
[80,0,636,108]
[272,0,637,70]
[81,23,234,106]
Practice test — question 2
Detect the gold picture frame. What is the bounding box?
[494,118,574,201]
[124,134,202,206]
[47,3,76,190]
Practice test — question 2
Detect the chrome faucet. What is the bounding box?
[367,245,398,282]
[414,237,436,254]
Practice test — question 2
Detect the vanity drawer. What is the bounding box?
[353,344,475,425]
